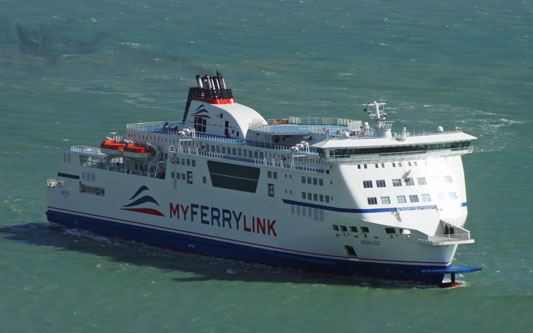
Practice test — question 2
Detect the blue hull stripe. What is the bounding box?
[45,209,461,284]
[282,199,468,213]
[57,172,80,180]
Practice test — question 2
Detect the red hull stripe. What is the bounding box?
[121,207,165,217]
[47,206,451,265]
[192,98,235,105]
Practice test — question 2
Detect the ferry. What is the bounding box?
[46,72,481,287]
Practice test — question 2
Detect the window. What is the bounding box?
[409,195,419,203]
[302,176,306,183]
[313,178,317,185]
[202,176,207,184]
[268,171,272,178]
[405,178,415,186]
[194,117,207,132]
[302,192,306,199]
[392,179,402,187]
[325,196,330,203]
[417,177,427,185]
[192,160,196,167]
[340,226,347,232]
[422,194,431,202]
[187,171,193,184]
[273,172,277,179]
[307,177,311,184]
[363,180,373,188]
[332,225,339,231]
[445,175,453,183]
[376,179,386,187]
[319,179,323,186]
[380,196,391,204]
[367,197,378,205]
[171,171,175,179]
[307,193,312,200]
[449,192,458,199]
[350,226,358,233]
[313,193,318,201]
[397,195,407,204]
[385,228,396,234]
[268,184,274,197]
[319,194,324,202]
[361,227,369,233]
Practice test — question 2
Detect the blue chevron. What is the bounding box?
[123,195,159,208]
[128,185,149,200]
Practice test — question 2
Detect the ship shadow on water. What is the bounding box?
[1,222,440,289]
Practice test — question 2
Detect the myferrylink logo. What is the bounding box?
[121,185,165,217]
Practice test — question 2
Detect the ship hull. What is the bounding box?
[46,208,448,284]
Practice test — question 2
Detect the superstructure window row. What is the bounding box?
[302,192,331,203]
[328,141,471,158]
[367,192,459,205]
[302,176,324,186]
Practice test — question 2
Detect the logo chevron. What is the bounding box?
[121,185,165,217]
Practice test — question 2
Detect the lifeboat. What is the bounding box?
[123,143,154,159]
[100,139,125,156]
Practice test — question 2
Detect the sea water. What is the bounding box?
[1,0,532,331]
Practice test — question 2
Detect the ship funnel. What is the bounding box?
[196,75,203,88]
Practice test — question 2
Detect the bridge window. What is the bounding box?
[397,195,407,203]
[422,194,431,202]
[376,179,386,187]
[409,195,419,203]
[367,197,378,205]
[363,180,373,188]
[404,178,415,186]
[417,177,427,185]
[392,179,402,187]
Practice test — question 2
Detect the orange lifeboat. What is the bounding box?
[123,143,154,159]
[100,139,125,156]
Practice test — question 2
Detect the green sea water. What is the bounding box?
[1,0,532,331]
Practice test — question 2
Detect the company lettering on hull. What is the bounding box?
[169,203,277,237]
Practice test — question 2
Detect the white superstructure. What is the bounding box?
[47,73,481,286]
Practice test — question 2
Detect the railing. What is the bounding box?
[69,145,106,156]
[427,222,472,242]
[126,121,166,131]
[174,147,325,174]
